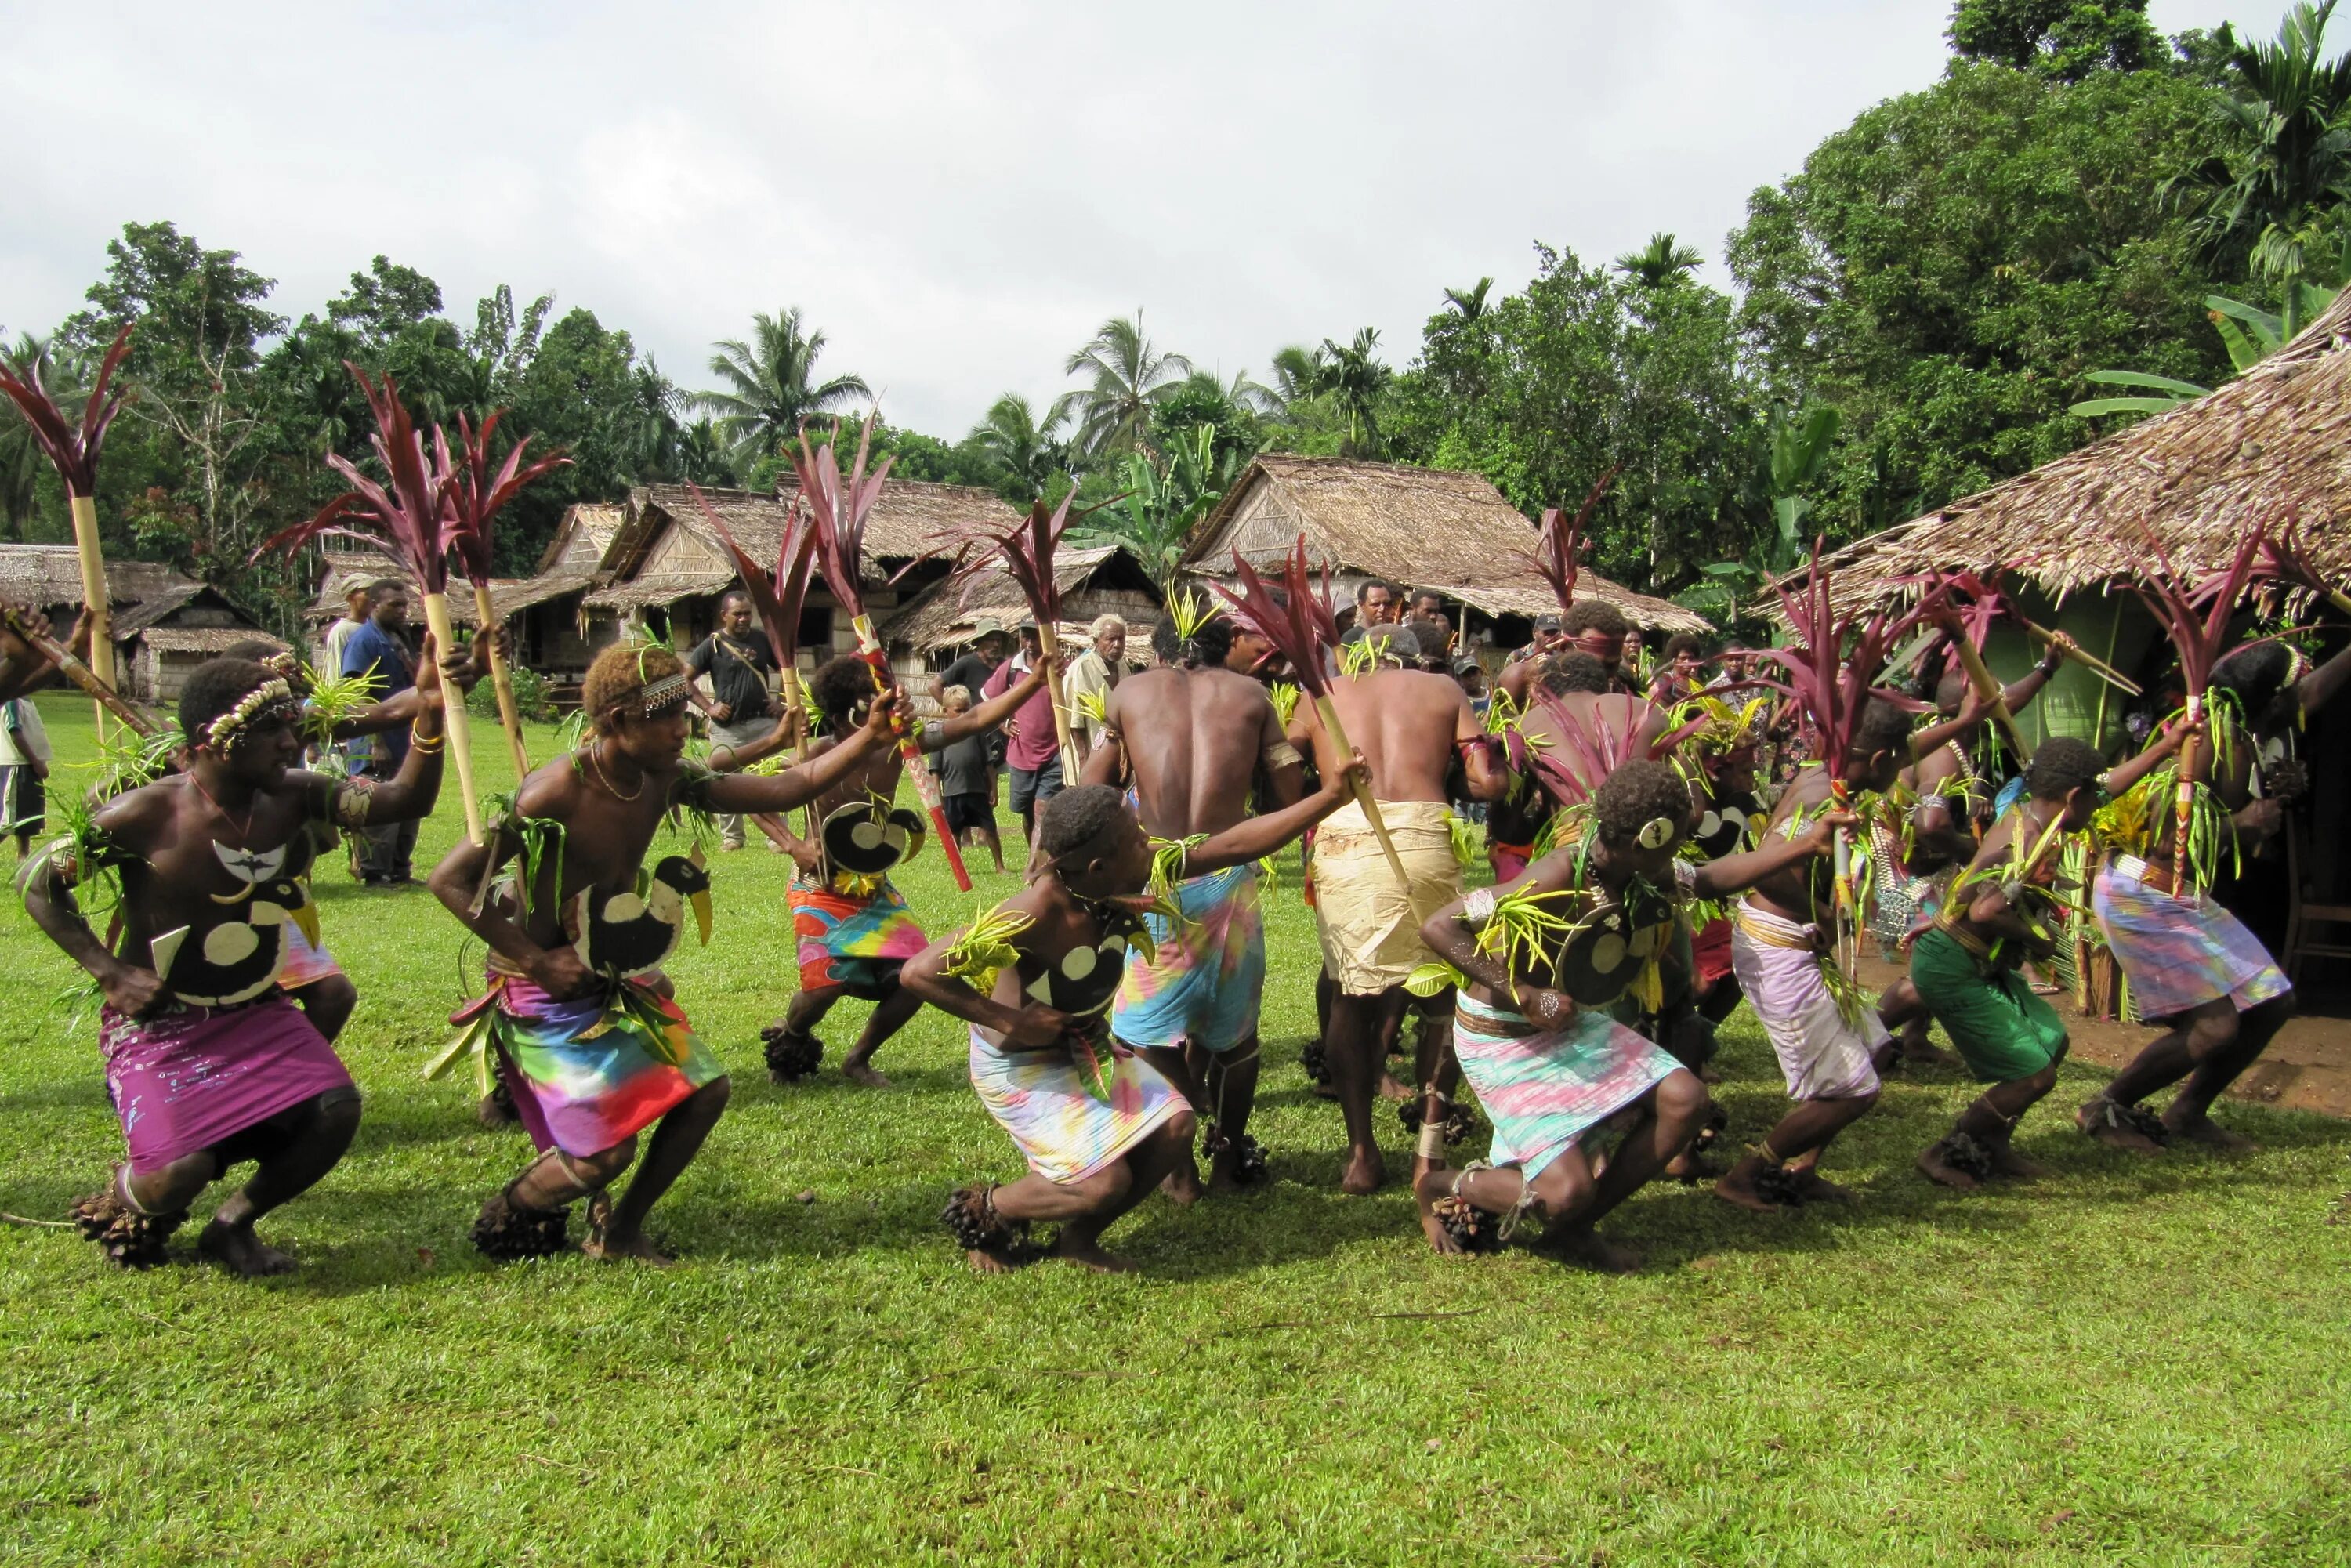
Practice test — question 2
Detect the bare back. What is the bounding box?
[1319,667,1477,805]
[1102,666,1291,838]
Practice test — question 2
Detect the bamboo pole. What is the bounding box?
[2021,617,2138,696]
[1310,692,1411,892]
[0,603,154,735]
[851,614,971,893]
[420,592,486,844]
[470,582,531,781]
[2091,599,2123,749]
[1945,631,2030,766]
[1033,620,1081,787]
[777,660,807,763]
[67,494,114,734]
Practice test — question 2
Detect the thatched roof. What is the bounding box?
[881,543,1163,653]
[1814,288,2351,610]
[133,625,288,655]
[603,481,1020,586]
[1179,455,1708,633]
[0,544,201,613]
[536,502,625,575]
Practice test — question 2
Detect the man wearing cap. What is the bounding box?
[981,621,1065,851]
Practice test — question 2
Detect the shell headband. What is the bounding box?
[206,679,299,753]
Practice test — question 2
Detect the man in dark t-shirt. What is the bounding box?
[686,591,779,850]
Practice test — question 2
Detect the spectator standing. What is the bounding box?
[933,684,1007,873]
[686,590,780,851]
[981,621,1064,848]
[339,577,421,885]
[0,693,51,858]
[1063,614,1140,762]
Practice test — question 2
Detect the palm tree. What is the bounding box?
[1057,310,1192,459]
[1442,277,1494,320]
[968,392,1069,504]
[1262,345,1330,423]
[2162,2,2351,331]
[0,334,80,540]
[693,308,871,470]
[1614,233,1704,288]
[1317,328,1392,454]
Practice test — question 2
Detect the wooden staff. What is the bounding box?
[1313,692,1411,891]
[0,603,154,736]
[66,494,117,736]
[469,582,531,780]
[1032,619,1081,787]
[2019,618,2139,695]
[1944,632,2030,765]
[418,591,487,844]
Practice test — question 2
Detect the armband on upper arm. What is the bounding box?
[328,776,379,829]
[674,760,720,817]
[1262,738,1302,770]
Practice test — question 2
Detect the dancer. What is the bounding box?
[426,643,897,1263]
[765,650,1054,1087]
[1303,623,1506,1194]
[24,654,448,1274]
[2078,637,2348,1151]
[1417,760,1851,1267]
[1081,610,1305,1197]
[911,769,1361,1275]
[1712,697,1914,1211]
[1912,730,2189,1187]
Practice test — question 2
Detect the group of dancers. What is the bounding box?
[5,550,2342,1279]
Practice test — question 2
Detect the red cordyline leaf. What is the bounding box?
[0,323,135,498]
[255,365,453,592]
[785,419,894,625]
[1211,537,1342,697]
[1516,465,1621,611]
[1525,691,1705,809]
[2258,504,2336,603]
[2126,517,2269,700]
[686,482,819,666]
[934,491,1080,632]
[1749,538,1943,784]
[437,409,571,584]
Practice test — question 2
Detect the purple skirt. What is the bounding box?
[101,994,353,1172]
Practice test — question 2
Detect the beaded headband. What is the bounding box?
[608,672,690,718]
[205,678,300,753]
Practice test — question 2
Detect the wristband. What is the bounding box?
[410,723,445,754]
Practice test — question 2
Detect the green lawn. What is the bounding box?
[2,693,2348,1566]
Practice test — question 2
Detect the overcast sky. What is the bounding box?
[0,1,2297,437]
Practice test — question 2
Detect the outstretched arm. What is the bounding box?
[1183,752,1367,875]
[324,645,447,824]
[1907,688,1989,762]
[1692,809,1853,898]
[927,659,1049,749]
[1999,637,2067,713]
[695,692,898,813]
[2100,715,2195,800]
[708,705,804,773]
[2296,639,2351,720]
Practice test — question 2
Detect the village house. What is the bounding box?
[0,543,281,704]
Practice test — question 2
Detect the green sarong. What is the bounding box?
[1908,925,2068,1084]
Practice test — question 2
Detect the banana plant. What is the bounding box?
[2072,286,2341,417]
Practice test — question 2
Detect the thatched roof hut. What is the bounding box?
[1815,288,2351,610]
[536,502,625,575]
[0,545,274,703]
[1179,454,1709,636]
[882,543,1164,655]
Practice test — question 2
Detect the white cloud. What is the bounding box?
[0,0,2297,433]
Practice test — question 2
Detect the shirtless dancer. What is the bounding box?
[25,655,447,1274]
[427,643,898,1263]
[1083,611,1304,1197]
[1303,623,1506,1194]
[763,651,1052,1087]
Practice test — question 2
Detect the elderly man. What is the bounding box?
[1064,614,1141,762]
[685,591,780,852]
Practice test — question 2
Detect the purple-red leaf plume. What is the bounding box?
[0,323,135,497]
[1211,538,1342,697]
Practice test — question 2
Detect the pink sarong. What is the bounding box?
[101,994,353,1172]
[1729,901,1885,1101]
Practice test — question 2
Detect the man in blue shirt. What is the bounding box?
[340,578,421,885]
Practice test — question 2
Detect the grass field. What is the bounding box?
[3,693,2349,1566]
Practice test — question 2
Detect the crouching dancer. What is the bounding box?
[907,769,1361,1275]
[1911,731,2188,1187]
[1416,761,1851,1270]
[427,643,898,1264]
[24,655,447,1273]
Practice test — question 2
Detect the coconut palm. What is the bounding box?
[1317,328,1392,454]
[1614,233,1704,288]
[2162,2,2351,331]
[1056,310,1193,459]
[0,334,82,540]
[1442,277,1494,320]
[1262,344,1331,424]
[694,308,871,469]
[969,392,1070,504]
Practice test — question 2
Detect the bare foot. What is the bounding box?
[1916,1143,1982,1190]
[1788,1168,1856,1204]
[1050,1232,1137,1273]
[840,1059,894,1089]
[1712,1164,1783,1214]
[1340,1143,1386,1195]
[965,1248,1022,1275]
[2078,1097,2165,1153]
[583,1224,676,1267]
[1311,1079,1340,1102]
[197,1219,296,1277]
[1662,1149,1719,1182]
[1413,1168,1465,1255]
[1549,1226,1641,1274]
[2161,1109,2257,1153]
[1377,1072,1412,1103]
[1161,1160,1204,1207]
[1990,1144,2052,1179]
[1206,1152,1255,1193]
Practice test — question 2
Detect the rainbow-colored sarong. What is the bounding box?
[2094,858,2290,1021]
[449,972,724,1157]
[277,920,344,990]
[1111,863,1265,1054]
[1453,992,1679,1179]
[968,1026,1184,1183]
[789,873,928,993]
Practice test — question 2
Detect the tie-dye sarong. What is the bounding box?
[1111,863,1265,1054]
[101,994,353,1172]
[1730,900,1886,1101]
[2093,856,2290,1021]
[789,873,928,993]
[968,1025,1184,1183]
[277,918,344,990]
[1452,991,1680,1179]
[448,972,725,1157]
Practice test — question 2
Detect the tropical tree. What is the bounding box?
[1263,344,1329,422]
[2161,1,2351,331]
[1317,328,1393,454]
[1947,0,2166,81]
[0,333,75,540]
[694,307,871,470]
[1073,424,1234,592]
[968,392,1070,505]
[2071,284,2342,414]
[1766,402,1842,570]
[1056,310,1192,459]
[1442,277,1494,320]
[1613,233,1704,288]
